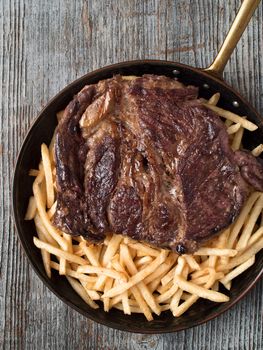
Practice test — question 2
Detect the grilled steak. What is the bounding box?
[53,75,263,253]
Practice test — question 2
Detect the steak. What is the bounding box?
[53,75,263,253]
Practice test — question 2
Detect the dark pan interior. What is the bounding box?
[13,60,263,333]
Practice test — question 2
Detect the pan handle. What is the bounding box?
[204,0,261,78]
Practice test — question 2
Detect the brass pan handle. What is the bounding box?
[204,0,261,78]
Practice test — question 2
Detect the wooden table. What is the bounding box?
[1,1,262,349]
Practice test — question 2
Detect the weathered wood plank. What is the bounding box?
[0,0,262,349]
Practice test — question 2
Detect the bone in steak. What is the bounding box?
[53,75,263,253]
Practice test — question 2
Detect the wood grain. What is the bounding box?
[0,0,262,349]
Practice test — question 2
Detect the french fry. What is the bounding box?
[33,181,67,250]
[217,237,263,271]
[102,235,123,266]
[80,242,100,267]
[174,275,229,302]
[129,285,153,321]
[172,277,216,317]
[66,277,99,309]
[224,281,232,290]
[144,254,177,285]
[34,214,58,246]
[251,144,263,157]
[227,123,241,135]
[161,267,176,286]
[204,104,257,131]
[225,119,233,127]
[135,256,153,267]
[33,237,87,265]
[29,169,39,176]
[47,201,57,219]
[120,244,161,315]
[128,242,160,257]
[63,233,73,253]
[77,265,127,281]
[191,272,224,285]
[103,250,168,298]
[236,194,263,250]
[114,303,156,314]
[184,255,200,271]
[208,92,220,105]
[194,248,237,257]
[25,196,37,220]
[247,227,263,246]
[50,261,97,282]
[148,273,167,293]
[35,220,51,278]
[103,277,113,312]
[220,256,255,286]
[121,290,131,315]
[232,125,245,151]
[228,192,261,248]
[41,143,55,208]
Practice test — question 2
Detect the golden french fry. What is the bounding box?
[80,242,100,267]
[184,255,200,271]
[204,104,257,131]
[236,194,263,250]
[191,272,224,286]
[217,237,263,271]
[251,144,263,157]
[24,196,37,220]
[47,201,57,219]
[103,250,168,298]
[103,277,113,312]
[66,277,99,309]
[33,181,67,250]
[41,143,55,208]
[29,169,39,177]
[135,256,153,267]
[144,254,177,285]
[194,248,237,257]
[120,244,161,315]
[208,92,220,105]
[35,220,51,278]
[77,265,127,281]
[228,192,261,248]
[129,285,153,321]
[121,290,131,315]
[50,261,97,282]
[225,119,233,127]
[128,242,160,257]
[34,214,58,246]
[174,275,229,302]
[247,227,263,246]
[33,237,87,265]
[102,234,123,267]
[122,75,138,81]
[227,123,241,135]
[220,256,255,286]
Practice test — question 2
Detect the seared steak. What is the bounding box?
[53,75,263,253]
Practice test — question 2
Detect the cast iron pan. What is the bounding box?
[12,0,263,333]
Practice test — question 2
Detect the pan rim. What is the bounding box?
[12,59,263,334]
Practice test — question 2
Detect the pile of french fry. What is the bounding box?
[25,92,263,321]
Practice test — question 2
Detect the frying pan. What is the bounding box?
[13,0,263,333]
